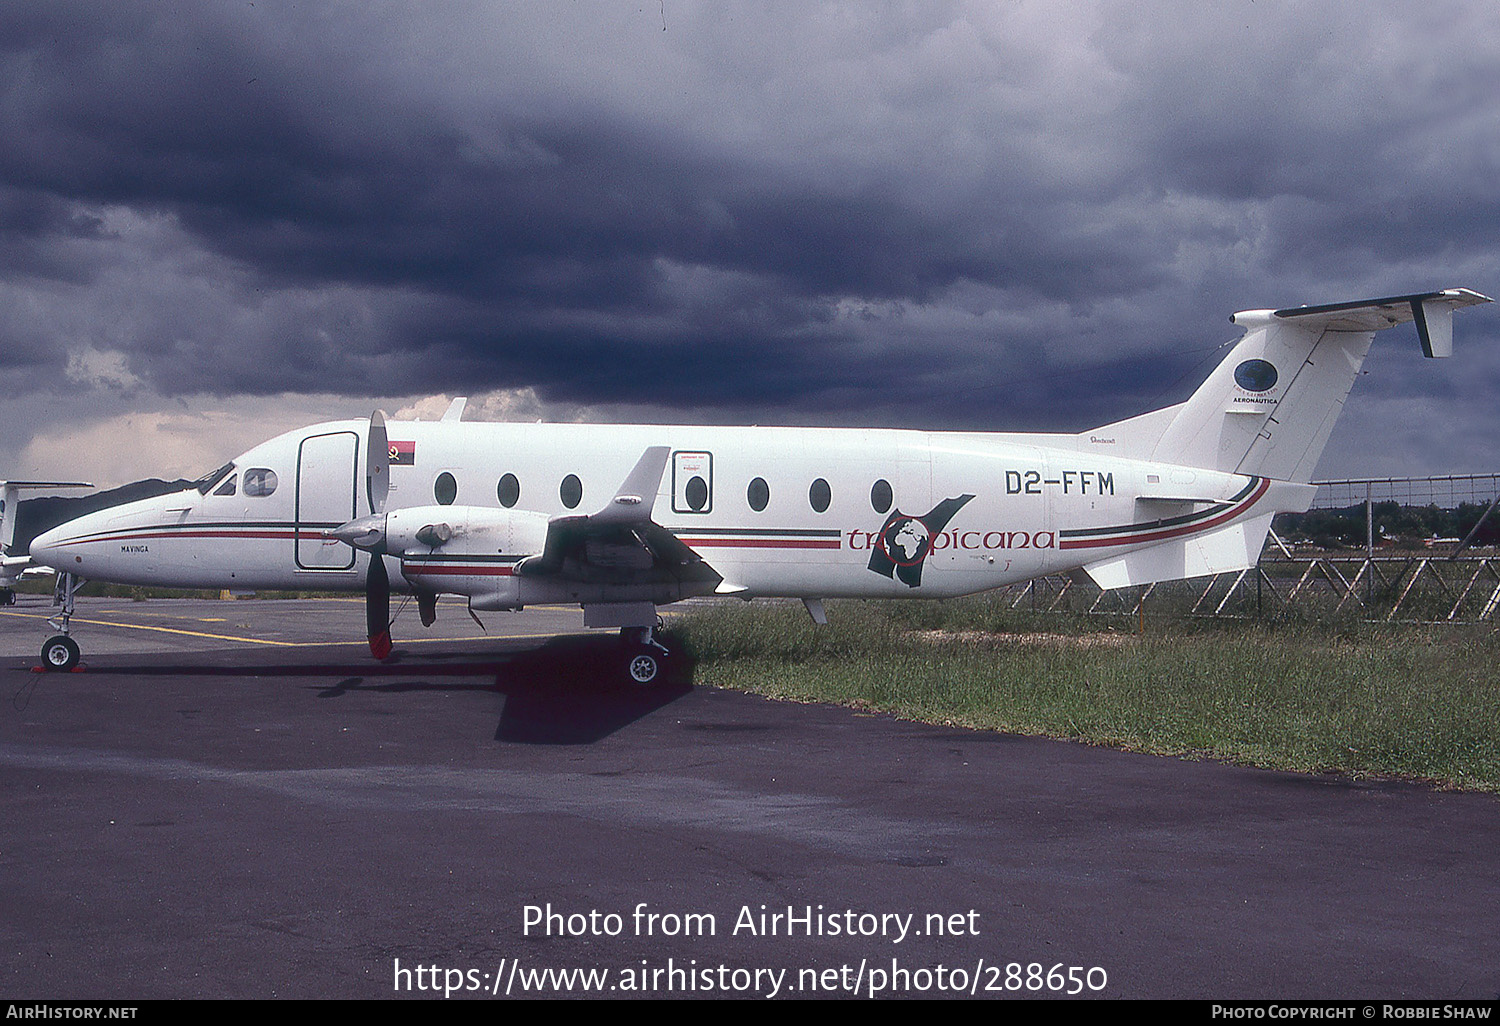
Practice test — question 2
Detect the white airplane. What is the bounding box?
[14,288,1491,682]
[1,480,92,605]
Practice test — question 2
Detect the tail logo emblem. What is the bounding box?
[1234,359,1279,392]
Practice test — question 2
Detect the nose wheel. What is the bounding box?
[42,634,81,672]
[38,572,85,672]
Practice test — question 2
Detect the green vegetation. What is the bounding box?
[1276,501,1499,549]
[673,596,1500,791]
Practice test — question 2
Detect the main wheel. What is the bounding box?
[42,634,81,672]
[626,649,660,686]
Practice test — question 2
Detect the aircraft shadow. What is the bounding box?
[62,633,695,745]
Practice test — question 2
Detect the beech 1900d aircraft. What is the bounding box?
[14,288,1491,683]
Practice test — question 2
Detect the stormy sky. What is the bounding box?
[2,1,1497,488]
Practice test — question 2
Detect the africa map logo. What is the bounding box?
[866,494,975,587]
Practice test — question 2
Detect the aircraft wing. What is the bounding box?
[515,447,723,590]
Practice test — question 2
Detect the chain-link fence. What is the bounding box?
[1002,474,1500,623]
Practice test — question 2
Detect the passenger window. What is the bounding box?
[871,479,892,514]
[747,477,769,512]
[809,478,831,513]
[435,472,457,505]
[560,474,582,509]
[243,469,278,498]
[213,474,238,497]
[497,473,520,508]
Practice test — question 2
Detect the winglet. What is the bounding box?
[592,446,670,524]
[441,397,468,422]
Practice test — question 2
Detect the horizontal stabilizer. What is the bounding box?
[1269,288,1489,356]
[1083,513,1276,591]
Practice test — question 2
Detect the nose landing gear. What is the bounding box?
[39,572,85,672]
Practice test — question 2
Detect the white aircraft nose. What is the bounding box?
[27,522,79,570]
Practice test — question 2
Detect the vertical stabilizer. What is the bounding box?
[1090,289,1489,482]
[0,480,94,586]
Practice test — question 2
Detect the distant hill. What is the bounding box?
[9,480,194,556]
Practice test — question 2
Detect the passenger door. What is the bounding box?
[295,431,358,570]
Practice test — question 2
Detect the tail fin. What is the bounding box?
[0,480,93,586]
[1092,289,1490,482]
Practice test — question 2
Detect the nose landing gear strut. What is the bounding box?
[40,572,84,671]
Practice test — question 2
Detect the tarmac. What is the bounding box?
[1,593,1498,1000]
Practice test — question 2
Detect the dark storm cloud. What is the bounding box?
[1,0,1496,450]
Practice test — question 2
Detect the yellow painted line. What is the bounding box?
[0,610,298,646]
[2,608,595,650]
[97,610,232,622]
[137,629,595,651]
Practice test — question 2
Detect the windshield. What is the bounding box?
[190,461,236,495]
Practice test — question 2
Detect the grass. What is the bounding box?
[672,595,1500,791]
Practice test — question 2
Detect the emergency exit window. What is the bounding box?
[672,451,712,514]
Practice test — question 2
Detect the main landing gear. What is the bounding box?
[619,622,670,686]
[40,572,85,671]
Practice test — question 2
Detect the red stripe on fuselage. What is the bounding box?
[401,564,515,576]
[1058,478,1271,550]
[48,527,304,547]
[678,538,841,549]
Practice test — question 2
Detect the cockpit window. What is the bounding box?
[243,468,278,498]
[213,474,238,497]
[192,462,236,495]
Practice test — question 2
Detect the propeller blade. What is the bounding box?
[366,553,392,660]
[366,409,390,515]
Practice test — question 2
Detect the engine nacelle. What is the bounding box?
[384,505,550,606]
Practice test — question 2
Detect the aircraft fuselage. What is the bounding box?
[30,419,1268,602]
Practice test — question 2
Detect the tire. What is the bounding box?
[42,634,81,672]
[626,649,660,686]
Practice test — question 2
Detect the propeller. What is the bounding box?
[366,548,392,660]
[358,411,393,659]
[325,508,394,660]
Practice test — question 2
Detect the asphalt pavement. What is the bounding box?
[1,595,1497,1000]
